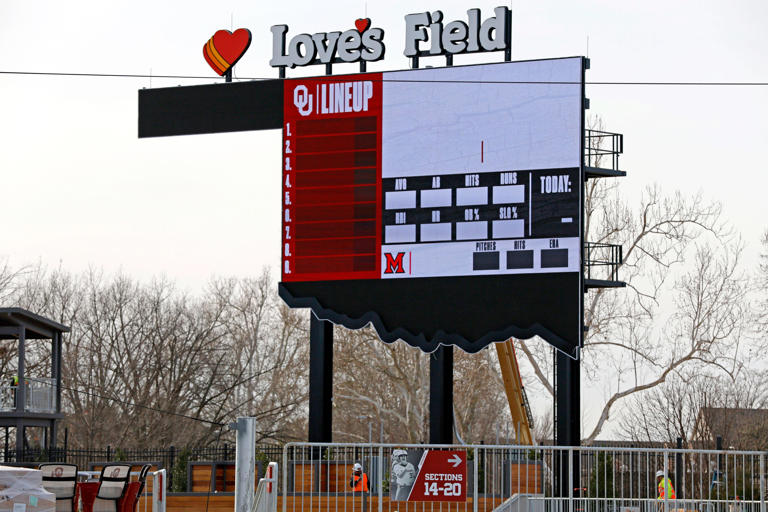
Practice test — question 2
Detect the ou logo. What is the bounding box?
[293,85,313,116]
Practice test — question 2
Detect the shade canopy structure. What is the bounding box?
[0,308,70,339]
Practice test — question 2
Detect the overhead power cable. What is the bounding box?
[25,379,225,426]
[57,382,226,426]
[1,70,767,86]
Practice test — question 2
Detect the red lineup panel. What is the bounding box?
[282,75,383,282]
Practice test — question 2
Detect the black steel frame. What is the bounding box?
[584,242,623,283]
[585,129,623,171]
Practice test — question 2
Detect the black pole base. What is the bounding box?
[554,351,580,497]
[429,345,454,444]
[308,313,333,443]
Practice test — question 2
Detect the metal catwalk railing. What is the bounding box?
[585,129,623,171]
[585,242,623,283]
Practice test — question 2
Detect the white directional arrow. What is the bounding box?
[448,454,462,468]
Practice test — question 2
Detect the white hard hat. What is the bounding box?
[656,470,665,478]
[353,463,363,471]
[393,449,407,457]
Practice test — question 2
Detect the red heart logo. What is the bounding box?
[354,18,371,33]
[203,28,252,76]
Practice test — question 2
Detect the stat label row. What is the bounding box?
[381,237,580,278]
[381,168,580,242]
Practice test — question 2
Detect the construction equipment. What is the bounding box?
[495,339,535,445]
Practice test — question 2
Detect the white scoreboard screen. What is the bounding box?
[280,57,585,353]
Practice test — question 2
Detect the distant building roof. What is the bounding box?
[0,308,70,339]
[693,407,768,451]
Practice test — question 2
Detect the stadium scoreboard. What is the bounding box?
[280,57,585,353]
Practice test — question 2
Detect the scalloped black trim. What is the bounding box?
[279,279,578,356]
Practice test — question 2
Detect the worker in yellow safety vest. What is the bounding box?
[349,463,369,492]
[9,376,18,404]
[656,470,676,502]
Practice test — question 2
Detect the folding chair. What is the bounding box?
[92,464,131,512]
[39,463,78,512]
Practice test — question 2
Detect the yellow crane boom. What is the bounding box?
[495,339,535,445]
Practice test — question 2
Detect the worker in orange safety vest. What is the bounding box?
[349,463,369,492]
[656,470,676,502]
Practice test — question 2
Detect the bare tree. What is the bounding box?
[517,116,749,443]
[332,325,512,443]
[453,346,511,443]
[618,368,768,446]
[333,326,430,443]
[758,230,768,335]
[533,408,553,444]
[0,258,24,304]
[208,273,308,442]
[0,259,28,374]
[11,266,308,448]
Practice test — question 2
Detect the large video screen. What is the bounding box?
[279,57,584,354]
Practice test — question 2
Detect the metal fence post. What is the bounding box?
[472,446,480,512]
[473,447,479,512]
[363,444,368,512]
[675,438,682,500]
[760,452,765,512]
[282,444,289,512]
[265,461,279,512]
[168,445,175,490]
[378,446,383,512]
[663,450,669,512]
[152,469,166,512]
[235,417,258,512]
[568,448,574,512]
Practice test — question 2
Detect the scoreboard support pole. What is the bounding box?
[554,351,580,497]
[429,345,454,444]
[308,313,333,443]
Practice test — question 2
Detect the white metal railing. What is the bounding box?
[0,384,14,411]
[279,443,767,512]
[26,378,56,412]
[529,497,766,512]
[253,462,278,512]
[0,378,57,413]
[150,468,166,512]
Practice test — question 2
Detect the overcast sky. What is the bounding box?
[2,1,767,436]
[2,0,766,290]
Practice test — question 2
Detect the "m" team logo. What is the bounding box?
[384,252,406,274]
